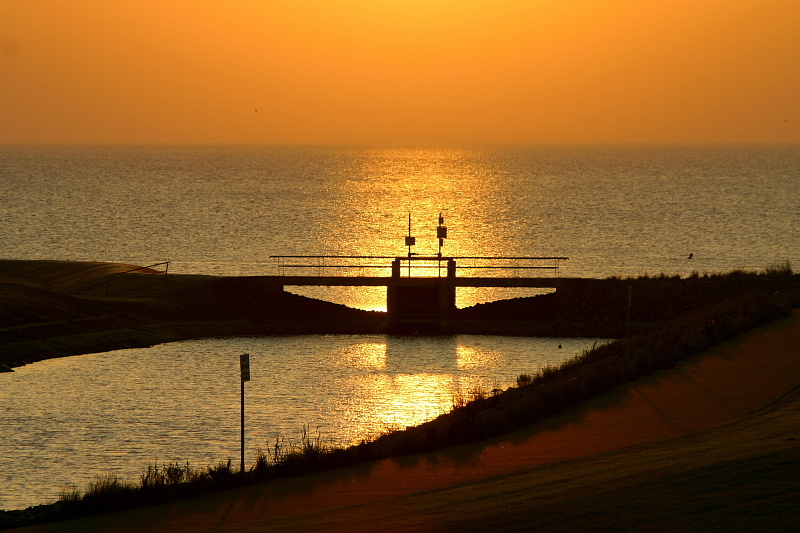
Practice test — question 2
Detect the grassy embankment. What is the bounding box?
[0,259,381,371]
[1,261,797,529]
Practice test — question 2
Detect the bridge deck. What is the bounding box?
[263,275,575,288]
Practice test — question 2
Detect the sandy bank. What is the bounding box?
[17,310,800,532]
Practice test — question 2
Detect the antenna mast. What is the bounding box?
[405,213,416,276]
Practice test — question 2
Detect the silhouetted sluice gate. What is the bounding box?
[268,254,569,334]
[269,213,569,333]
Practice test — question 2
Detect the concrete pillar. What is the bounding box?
[438,283,456,317]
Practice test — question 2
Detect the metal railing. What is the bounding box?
[105,261,170,295]
[270,255,568,278]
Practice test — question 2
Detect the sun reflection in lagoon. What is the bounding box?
[319,336,524,443]
[456,344,500,370]
[330,341,387,370]
[303,335,604,446]
[333,373,457,443]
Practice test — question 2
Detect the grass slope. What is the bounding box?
[234,386,800,532]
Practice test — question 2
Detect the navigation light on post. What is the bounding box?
[406,213,416,265]
[437,212,448,257]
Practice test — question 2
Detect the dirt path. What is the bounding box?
[19,311,800,532]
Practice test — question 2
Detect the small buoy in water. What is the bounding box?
[558,344,562,349]
[688,253,693,259]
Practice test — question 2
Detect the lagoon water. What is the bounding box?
[1,335,604,510]
[1,144,799,509]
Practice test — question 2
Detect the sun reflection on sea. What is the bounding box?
[285,148,549,311]
[321,148,522,258]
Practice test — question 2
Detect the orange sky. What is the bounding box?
[1,0,798,145]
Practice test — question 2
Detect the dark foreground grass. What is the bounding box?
[259,383,800,532]
[2,266,798,530]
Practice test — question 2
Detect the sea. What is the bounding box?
[1,144,799,510]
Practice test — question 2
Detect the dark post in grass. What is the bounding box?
[625,286,632,377]
[240,353,251,473]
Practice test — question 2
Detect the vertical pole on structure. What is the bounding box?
[240,353,251,473]
[404,213,416,277]
[436,212,447,277]
[408,213,412,277]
